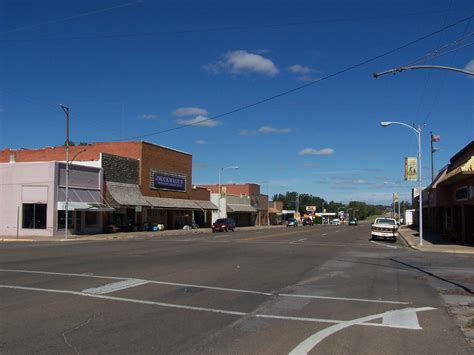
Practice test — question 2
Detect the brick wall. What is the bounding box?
[102,153,139,184]
[0,142,142,163]
[198,183,261,196]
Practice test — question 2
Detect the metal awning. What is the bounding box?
[57,201,114,212]
[227,204,257,213]
[106,182,150,207]
[145,197,218,210]
[146,196,199,210]
[194,200,218,210]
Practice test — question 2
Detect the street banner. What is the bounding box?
[220,186,227,198]
[393,192,399,203]
[404,157,418,181]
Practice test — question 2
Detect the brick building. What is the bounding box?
[199,183,269,226]
[1,141,217,233]
[422,141,474,243]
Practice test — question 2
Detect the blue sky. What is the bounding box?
[1,0,473,204]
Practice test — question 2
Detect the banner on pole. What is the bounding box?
[393,192,399,203]
[404,157,418,181]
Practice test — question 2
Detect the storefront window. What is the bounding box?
[57,211,74,230]
[22,204,47,229]
[85,211,99,227]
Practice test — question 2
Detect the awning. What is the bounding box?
[194,200,218,210]
[57,201,114,212]
[145,196,218,210]
[146,196,199,210]
[106,182,150,207]
[227,204,257,213]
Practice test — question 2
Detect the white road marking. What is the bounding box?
[0,268,408,304]
[82,279,149,295]
[298,238,307,242]
[0,285,428,329]
[278,293,408,305]
[0,268,272,296]
[289,307,436,355]
[370,240,398,249]
[382,308,422,329]
[322,233,328,236]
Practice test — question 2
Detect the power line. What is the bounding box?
[115,13,474,142]
[1,0,141,36]
[0,8,465,42]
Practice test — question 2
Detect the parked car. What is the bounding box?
[302,218,314,226]
[286,218,298,227]
[212,218,236,232]
[348,219,358,226]
[371,217,398,242]
[331,218,341,225]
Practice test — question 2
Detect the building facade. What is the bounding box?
[422,141,474,244]
[0,161,106,237]
[0,141,217,233]
[199,183,268,226]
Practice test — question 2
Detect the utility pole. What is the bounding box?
[60,105,70,240]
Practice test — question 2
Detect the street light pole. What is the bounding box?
[373,65,474,78]
[60,105,70,240]
[380,121,423,245]
[218,166,239,219]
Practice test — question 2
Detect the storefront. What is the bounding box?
[423,141,474,243]
[1,142,218,232]
[0,161,108,237]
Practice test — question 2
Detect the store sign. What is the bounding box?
[151,171,186,192]
[405,157,418,181]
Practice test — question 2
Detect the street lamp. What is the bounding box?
[373,65,474,78]
[60,105,70,240]
[218,166,239,218]
[380,121,424,245]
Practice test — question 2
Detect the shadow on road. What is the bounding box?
[391,258,474,295]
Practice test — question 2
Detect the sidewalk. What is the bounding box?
[0,224,285,243]
[398,226,474,255]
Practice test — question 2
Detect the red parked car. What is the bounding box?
[212,218,236,232]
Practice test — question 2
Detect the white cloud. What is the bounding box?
[239,129,257,136]
[298,147,335,156]
[175,115,220,128]
[288,64,313,74]
[258,126,292,134]
[173,107,208,117]
[464,59,474,73]
[195,139,207,145]
[288,64,320,82]
[137,114,158,120]
[204,50,278,77]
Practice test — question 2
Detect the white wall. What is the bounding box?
[0,162,56,237]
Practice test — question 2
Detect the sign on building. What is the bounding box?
[404,157,418,181]
[151,171,186,192]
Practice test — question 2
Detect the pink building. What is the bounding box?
[0,161,107,237]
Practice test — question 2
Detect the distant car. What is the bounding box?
[212,218,236,232]
[349,219,358,226]
[286,218,298,227]
[371,217,398,242]
[331,218,341,225]
[302,218,314,226]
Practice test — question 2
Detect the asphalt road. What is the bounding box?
[1,222,473,354]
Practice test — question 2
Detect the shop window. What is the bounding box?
[22,204,47,229]
[85,211,99,227]
[57,211,74,230]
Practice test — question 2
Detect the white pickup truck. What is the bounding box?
[371,218,398,242]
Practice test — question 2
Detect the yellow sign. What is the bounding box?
[220,186,227,198]
[405,157,417,181]
[393,192,399,202]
